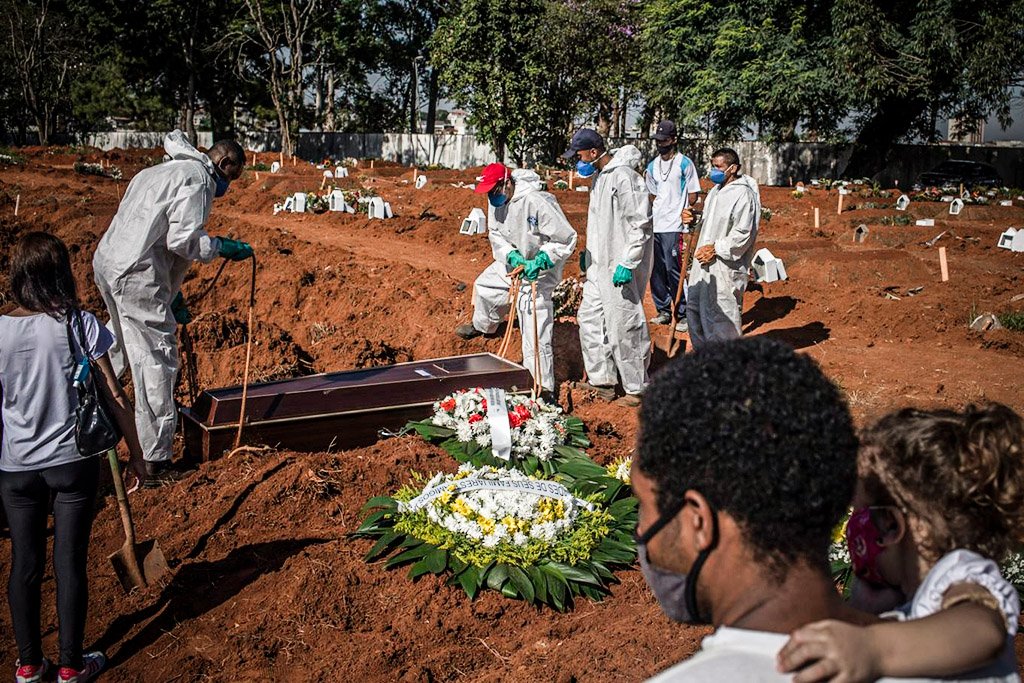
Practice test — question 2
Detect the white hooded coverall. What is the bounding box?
[92,130,223,463]
[577,145,653,396]
[685,173,761,348]
[470,169,578,392]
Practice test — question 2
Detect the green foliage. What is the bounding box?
[431,0,548,162]
[355,465,638,610]
[880,214,912,226]
[998,311,1024,332]
[641,1,843,141]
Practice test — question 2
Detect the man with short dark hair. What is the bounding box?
[686,147,760,347]
[644,120,701,331]
[562,128,652,407]
[93,130,253,484]
[634,337,875,680]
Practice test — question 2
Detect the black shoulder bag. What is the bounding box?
[66,309,121,456]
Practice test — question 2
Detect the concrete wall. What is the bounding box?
[75,130,1024,188]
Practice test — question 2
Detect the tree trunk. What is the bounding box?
[185,70,197,146]
[325,70,336,131]
[409,62,419,134]
[596,101,613,137]
[843,97,929,180]
[425,66,439,135]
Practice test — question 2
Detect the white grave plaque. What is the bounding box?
[915,218,935,227]
[949,198,964,216]
[460,207,487,235]
[270,161,281,174]
[752,248,788,283]
[415,175,427,189]
[896,194,910,211]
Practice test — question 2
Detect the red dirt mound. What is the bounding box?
[1,149,1023,680]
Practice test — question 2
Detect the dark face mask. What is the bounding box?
[213,166,231,197]
[657,142,675,156]
[635,496,719,624]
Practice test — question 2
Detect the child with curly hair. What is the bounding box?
[777,403,1024,682]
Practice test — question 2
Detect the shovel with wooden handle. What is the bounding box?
[106,450,168,592]
[667,224,702,358]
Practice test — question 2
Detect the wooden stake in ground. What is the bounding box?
[255,171,260,181]
[837,191,845,215]
[14,193,19,217]
[413,167,418,184]
[279,151,284,168]
[814,207,820,228]
[939,246,949,282]
[370,159,374,169]
[569,170,574,190]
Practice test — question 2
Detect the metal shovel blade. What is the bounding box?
[106,449,170,592]
[109,537,168,593]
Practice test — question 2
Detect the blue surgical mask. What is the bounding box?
[576,160,597,178]
[488,192,508,208]
[214,171,230,197]
[709,168,726,185]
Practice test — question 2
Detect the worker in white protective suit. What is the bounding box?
[455,163,578,400]
[92,130,252,485]
[686,147,760,347]
[562,129,653,407]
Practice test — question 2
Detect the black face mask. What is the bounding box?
[635,495,719,625]
[657,143,675,156]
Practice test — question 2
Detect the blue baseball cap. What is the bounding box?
[561,128,606,159]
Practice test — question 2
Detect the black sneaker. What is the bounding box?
[455,323,483,340]
[143,460,188,488]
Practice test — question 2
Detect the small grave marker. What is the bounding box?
[459,207,487,235]
[752,248,788,282]
[896,194,910,211]
[949,198,964,216]
[938,247,949,282]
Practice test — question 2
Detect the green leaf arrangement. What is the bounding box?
[355,463,637,611]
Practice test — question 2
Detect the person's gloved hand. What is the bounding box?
[612,264,633,287]
[523,251,554,281]
[579,251,588,273]
[171,291,191,325]
[218,237,254,261]
[507,250,527,269]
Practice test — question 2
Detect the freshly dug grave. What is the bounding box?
[1,148,1023,680]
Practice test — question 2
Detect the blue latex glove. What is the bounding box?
[579,251,588,273]
[523,251,554,281]
[218,237,254,261]
[507,250,527,269]
[171,291,191,325]
[612,264,633,287]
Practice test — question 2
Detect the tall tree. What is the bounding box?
[834,0,1024,176]
[640,0,841,142]
[233,0,324,156]
[2,0,83,144]
[432,0,552,162]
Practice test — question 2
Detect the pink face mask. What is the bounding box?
[846,507,888,585]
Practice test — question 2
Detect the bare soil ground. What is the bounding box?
[1,147,1022,681]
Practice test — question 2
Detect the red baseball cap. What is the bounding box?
[474,163,511,193]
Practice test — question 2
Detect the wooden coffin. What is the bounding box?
[180,353,533,461]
